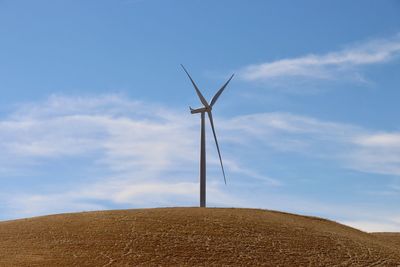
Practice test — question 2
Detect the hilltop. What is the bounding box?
[0,208,399,266]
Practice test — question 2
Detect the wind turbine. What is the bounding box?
[181,65,234,208]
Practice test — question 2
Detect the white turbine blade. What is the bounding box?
[181,64,209,107]
[210,74,234,107]
[207,111,226,185]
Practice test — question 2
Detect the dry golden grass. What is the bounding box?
[372,233,400,248]
[0,208,399,266]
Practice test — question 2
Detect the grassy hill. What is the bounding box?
[0,208,399,266]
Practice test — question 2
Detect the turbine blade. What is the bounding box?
[181,64,209,107]
[210,74,234,107]
[207,111,227,185]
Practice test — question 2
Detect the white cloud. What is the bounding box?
[222,112,400,176]
[4,193,106,219]
[239,33,400,84]
[343,220,400,233]
[355,133,400,147]
[6,96,398,182]
[0,95,197,173]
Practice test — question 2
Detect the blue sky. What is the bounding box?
[1,0,400,232]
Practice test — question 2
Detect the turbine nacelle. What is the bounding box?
[190,106,210,114]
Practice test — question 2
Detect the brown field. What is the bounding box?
[372,233,400,248]
[0,208,399,266]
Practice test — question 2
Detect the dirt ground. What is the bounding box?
[0,208,399,266]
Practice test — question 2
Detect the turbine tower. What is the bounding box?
[181,65,234,207]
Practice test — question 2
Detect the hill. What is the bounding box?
[0,208,399,266]
[372,232,400,248]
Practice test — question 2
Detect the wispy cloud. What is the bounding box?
[355,133,400,148]
[343,219,400,233]
[224,112,400,176]
[239,33,400,84]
